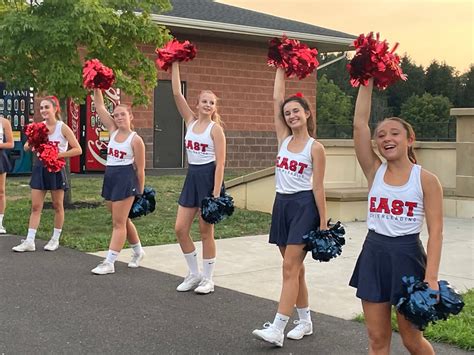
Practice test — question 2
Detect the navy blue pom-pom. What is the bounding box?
[302,221,346,262]
[128,186,156,219]
[396,276,440,330]
[201,193,234,224]
[396,277,465,330]
[435,280,465,320]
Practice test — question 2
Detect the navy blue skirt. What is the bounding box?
[269,190,319,246]
[101,164,139,202]
[0,150,12,174]
[178,162,224,208]
[349,230,427,305]
[30,161,68,191]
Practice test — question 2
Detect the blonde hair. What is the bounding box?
[198,90,223,126]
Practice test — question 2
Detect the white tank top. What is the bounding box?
[275,136,315,194]
[367,162,425,237]
[106,130,136,166]
[47,121,68,153]
[185,120,216,165]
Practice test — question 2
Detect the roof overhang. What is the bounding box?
[152,14,354,53]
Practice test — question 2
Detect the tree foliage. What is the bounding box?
[400,93,453,141]
[0,0,172,105]
[316,74,352,138]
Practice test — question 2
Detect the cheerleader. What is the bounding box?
[349,79,442,354]
[252,68,328,347]
[0,114,14,234]
[90,89,146,275]
[171,62,226,294]
[12,96,82,252]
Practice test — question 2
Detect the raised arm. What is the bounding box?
[93,89,117,133]
[171,62,196,125]
[273,68,291,145]
[0,118,14,150]
[353,78,381,185]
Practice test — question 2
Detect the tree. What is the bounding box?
[400,93,453,141]
[425,60,458,104]
[0,0,172,204]
[386,54,425,115]
[316,75,353,138]
[458,65,474,107]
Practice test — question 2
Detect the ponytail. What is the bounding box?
[198,90,224,127]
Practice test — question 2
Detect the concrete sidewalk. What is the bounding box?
[91,217,474,320]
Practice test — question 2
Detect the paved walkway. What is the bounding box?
[0,217,471,354]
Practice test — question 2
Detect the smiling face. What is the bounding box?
[40,99,58,121]
[283,100,310,131]
[112,105,133,129]
[375,119,414,161]
[196,92,217,118]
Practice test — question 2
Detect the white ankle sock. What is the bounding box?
[105,249,120,264]
[296,306,311,322]
[130,242,143,255]
[52,228,62,241]
[202,258,216,280]
[26,228,37,243]
[272,313,289,332]
[183,250,199,275]
[0,214,4,226]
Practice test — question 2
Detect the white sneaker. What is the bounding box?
[44,238,59,251]
[0,226,6,234]
[12,239,36,252]
[176,273,202,292]
[252,322,284,347]
[91,260,115,275]
[286,320,313,340]
[194,277,215,294]
[128,251,145,268]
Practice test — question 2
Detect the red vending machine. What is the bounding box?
[67,88,120,173]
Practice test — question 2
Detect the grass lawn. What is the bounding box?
[354,289,474,351]
[5,174,271,252]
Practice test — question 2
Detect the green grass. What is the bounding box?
[5,174,271,252]
[353,289,474,351]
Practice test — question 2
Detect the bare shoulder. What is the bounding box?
[211,122,225,137]
[132,132,144,144]
[420,168,442,191]
[311,140,326,154]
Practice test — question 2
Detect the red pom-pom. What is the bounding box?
[24,122,49,151]
[347,32,407,90]
[83,59,116,90]
[267,36,319,80]
[294,92,304,98]
[155,39,197,71]
[37,142,65,173]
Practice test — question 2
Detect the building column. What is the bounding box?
[451,108,474,197]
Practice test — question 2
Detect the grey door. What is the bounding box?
[153,80,185,168]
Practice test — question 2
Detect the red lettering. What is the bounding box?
[391,199,404,215]
[108,147,113,156]
[289,160,297,172]
[280,157,288,170]
[186,140,193,149]
[369,197,377,212]
[119,151,126,159]
[201,143,208,153]
[405,202,418,217]
[298,162,308,174]
[193,142,200,151]
[376,197,390,214]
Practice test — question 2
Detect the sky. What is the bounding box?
[217,0,474,73]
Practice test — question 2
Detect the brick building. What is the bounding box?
[117,0,354,171]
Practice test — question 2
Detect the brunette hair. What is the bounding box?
[280,95,316,138]
[43,96,61,120]
[375,117,417,164]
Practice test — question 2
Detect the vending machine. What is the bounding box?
[0,82,34,174]
[67,88,120,173]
